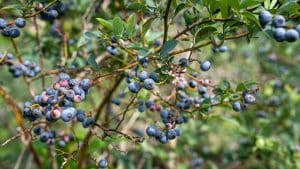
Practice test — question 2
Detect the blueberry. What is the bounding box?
[148,72,158,82]
[82,117,94,128]
[174,128,181,136]
[9,27,20,38]
[143,78,155,90]
[200,61,211,71]
[232,101,242,112]
[285,29,299,42]
[58,140,66,147]
[80,79,90,90]
[58,73,70,81]
[68,79,78,86]
[98,159,108,168]
[128,82,140,93]
[138,104,145,112]
[198,86,207,95]
[189,80,197,88]
[61,107,76,122]
[137,71,148,81]
[273,28,286,42]
[1,27,11,37]
[166,129,177,140]
[160,109,168,119]
[106,46,117,55]
[243,93,256,104]
[40,132,49,142]
[33,127,42,135]
[158,135,168,144]
[112,98,121,105]
[0,18,7,29]
[76,110,85,122]
[15,18,26,28]
[47,9,59,19]
[259,10,272,27]
[145,100,153,108]
[153,40,161,47]
[179,58,188,67]
[272,15,285,28]
[296,25,300,34]
[146,126,157,137]
[218,45,228,53]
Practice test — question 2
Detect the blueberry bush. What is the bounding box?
[0,0,299,169]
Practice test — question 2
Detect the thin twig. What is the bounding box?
[163,0,173,44]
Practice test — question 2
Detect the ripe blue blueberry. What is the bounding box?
[1,27,11,37]
[106,46,117,55]
[112,98,121,105]
[148,72,158,82]
[272,15,285,28]
[0,18,7,29]
[200,60,211,71]
[137,71,148,81]
[61,107,76,122]
[198,86,207,95]
[179,58,188,67]
[98,159,108,168]
[146,126,157,137]
[273,28,286,42]
[128,82,140,93]
[9,27,20,38]
[259,10,272,27]
[40,132,49,142]
[232,101,242,112]
[219,45,228,53]
[145,100,153,108]
[143,78,155,90]
[76,110,85,122]
[174,128,181,136]
[58,140,66,147]
[285,29,299,42]
[296,25,300,34]
[166,129,177,140]
[48,9,59,19]
[82,117,94,128]
[189,80,197,88]
[15,18,26,28]
[138,104,145,112]
[243,93,256,104]
[160,109,169,119]
[158,135,168,144]
[80,79,90,90]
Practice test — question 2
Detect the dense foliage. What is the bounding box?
[0,0,299,169]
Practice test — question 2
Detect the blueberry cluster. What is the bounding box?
[0,52,41,78]
[126,70,157,93]
[231,91,256,112]
[146,121,182,144]
[0,17,26,38]
[23,73,92,123]
[8,60,41,78]
[259,10,300,42]
[33,127,74,146]
[38,1,68,23]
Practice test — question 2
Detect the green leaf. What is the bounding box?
[160,40,178,57]
[127,3,148,12]
[141,17,156,38]
[278,2,298,15]
[236,83,247,92]
[96,18,113,31]
[126,13,136,37]
[219,80,231,91]
[112,17,124,36]
[240,0,261,8]
[175,3,186,16]
[195,26,217,43]
[87,54,98,70]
